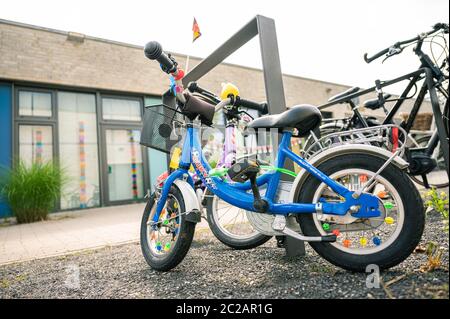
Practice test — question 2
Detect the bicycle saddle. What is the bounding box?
[328,87,360,103]
[363,94,392,110]
[247,104,322,137]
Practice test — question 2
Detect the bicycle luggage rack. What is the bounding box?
[304,124,408,159]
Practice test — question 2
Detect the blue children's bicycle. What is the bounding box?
[139,42,425,272]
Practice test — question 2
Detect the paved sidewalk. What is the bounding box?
[0,203,211,265]
[0,203,146,265]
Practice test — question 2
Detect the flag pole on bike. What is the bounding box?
[185,17,202,73]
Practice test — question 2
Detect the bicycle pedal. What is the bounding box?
[228,158,260,182]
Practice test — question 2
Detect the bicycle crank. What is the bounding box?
[271,215,337,242]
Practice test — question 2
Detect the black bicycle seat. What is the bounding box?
[363,94,392,110]
[328,87,360,103]
[248,104,321,137]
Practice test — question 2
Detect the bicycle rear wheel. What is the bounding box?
[409,88,449,188]
[297,153,425,272]
[409,134,449,188]
[206,192,271,250]
[444,92,449,140]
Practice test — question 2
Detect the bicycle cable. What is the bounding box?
[429,32,449,67]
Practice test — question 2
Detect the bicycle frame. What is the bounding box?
[152,125,382,223]
[319,67,449,174]
[216,123,238,169]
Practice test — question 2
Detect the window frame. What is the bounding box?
[99,94,144,125]
[15,122,57,165]
[57,90,102,210]
[12,83,158,212]
[98,93,149,206]
[100,124,149,206]
[15,87,55,121]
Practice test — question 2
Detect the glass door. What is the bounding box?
[104,128,145,203]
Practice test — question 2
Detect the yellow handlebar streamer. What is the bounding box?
[220,82,240,100]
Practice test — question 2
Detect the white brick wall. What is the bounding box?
[0,19,431,119]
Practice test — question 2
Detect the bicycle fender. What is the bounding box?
[173,179,202,223]
[289,144,409,204]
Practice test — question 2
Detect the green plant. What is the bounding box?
[1,160,67,224]
[420,241,443,272]
[425,187,449,232]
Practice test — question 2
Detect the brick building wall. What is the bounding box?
[0,18,437,216]
[0,18,431,119]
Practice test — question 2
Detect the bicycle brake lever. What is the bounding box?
[382,46,403,63]
[239,110,254,121]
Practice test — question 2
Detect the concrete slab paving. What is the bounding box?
[0,203,147,265]
[0,202,213,265]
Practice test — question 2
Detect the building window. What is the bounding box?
[105,129,144,201]
[102,97,141,121]
[19,125,53,165]
[58,92,100,209]
[18,90,52,117]
[14,86,150,211]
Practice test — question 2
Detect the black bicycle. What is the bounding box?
[308,23,449,188]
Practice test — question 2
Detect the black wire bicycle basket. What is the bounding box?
[140,104,186,154]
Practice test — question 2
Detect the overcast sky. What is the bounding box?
[1,0,449,93]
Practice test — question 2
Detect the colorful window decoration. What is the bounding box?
[58,92,100,210]
[129,130,139,200]
[35,129,43,164]
[106,129,143,202]
[19,125,53,166]
[78,121,87,208]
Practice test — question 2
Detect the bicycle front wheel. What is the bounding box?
[140,186,195,271]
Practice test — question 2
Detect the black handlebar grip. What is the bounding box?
[433,22,449,33]
[187,82,215,96]
[364,48,389,64]
[237,98,268,115]
[187,81,199,93]
[187,82,221,104]
[144,41,177,74]
[257,102,268,115]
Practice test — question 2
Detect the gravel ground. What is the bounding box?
[0,211,448,299]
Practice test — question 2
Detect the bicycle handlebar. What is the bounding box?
[144,43,269,116]
[144,41,178,74]
[187,82,268,115]
[234,97,269,115]
[363,23,449,64]
[364,48,390,64]
[187,82,221,104]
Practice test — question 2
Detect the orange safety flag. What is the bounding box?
[192,17,202,42]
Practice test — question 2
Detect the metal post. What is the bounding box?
[181,15,304,256]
